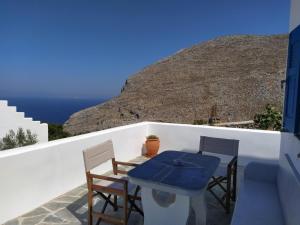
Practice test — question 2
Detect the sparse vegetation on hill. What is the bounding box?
[48,124,70,141]
[64,34,288,135]
[254,104,282,131]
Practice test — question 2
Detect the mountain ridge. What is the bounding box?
[64,34,288,135]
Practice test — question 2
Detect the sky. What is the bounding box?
[0,0,291,99]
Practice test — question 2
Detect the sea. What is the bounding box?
[1,97,106,124]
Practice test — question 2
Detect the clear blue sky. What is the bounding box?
[0,0,290,99]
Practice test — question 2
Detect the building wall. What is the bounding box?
[290,0,300,31]
[282,0,300,177]
[0,100,48,143]
[275,2,300,224]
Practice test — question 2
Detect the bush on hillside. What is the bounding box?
[48,124,70,141]
[0,128,38,150]
[254,104,282,131]
[193,119,206,125]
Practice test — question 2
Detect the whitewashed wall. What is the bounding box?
[290,0,300,31]
[280,133,300,173]
[0,122,281,224]
[0,122,148,224]
[0,100,48,143]
[148,122,281,166]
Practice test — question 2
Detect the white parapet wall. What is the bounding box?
[0,122,281,224]
[0,122,148,224]
[0,100,48,143]
[148,122,281,166]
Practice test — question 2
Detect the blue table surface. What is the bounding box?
[128,151,220,191]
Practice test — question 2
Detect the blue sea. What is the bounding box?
[2,97,106,124]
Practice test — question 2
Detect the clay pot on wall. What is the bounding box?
[145,135,160,157]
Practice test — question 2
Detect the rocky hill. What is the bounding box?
[64,34,288,135]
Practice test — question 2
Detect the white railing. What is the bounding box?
[0,122,281,224]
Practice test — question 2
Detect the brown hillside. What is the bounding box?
[64,34,288,135]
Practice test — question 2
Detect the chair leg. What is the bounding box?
[232,163,237,201]
[128,186,144,217]
[124,187,128,225]
[88,191,93,225]
[96,194,111,225]
[209,176,227,192]
[208,188,226,209]
[128,196,134,219]
[97,192,117,210]
[114,195,118,211]
[226,170,232,214]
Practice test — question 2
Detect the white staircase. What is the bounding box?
[0,100,48,143]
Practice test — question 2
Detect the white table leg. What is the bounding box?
[190,190,207,225]
[141,187,190,225]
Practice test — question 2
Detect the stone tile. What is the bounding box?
[43,215,65,223]
[22,207,49,218]
[43,202,70,212]
[4,219,20,225]
[54,196,81,204]
[63,222,84,225]
[54,209,79,223]
[22,215,46,225]
[65,187,87,198]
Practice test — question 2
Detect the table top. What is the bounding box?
[128,151,220,195]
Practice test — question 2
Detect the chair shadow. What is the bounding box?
[66,192,144,225]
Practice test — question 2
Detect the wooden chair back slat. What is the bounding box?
[199,136,240,213]
[83,140,115,172]
[199,136,239,156]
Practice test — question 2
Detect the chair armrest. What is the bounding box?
[89,173,128,184]
[244,162,279,183]
[89,173,128,196]
[113,160,140,175]
[115,161,139,167]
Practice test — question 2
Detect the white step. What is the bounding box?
[17,112,25,118]
[0,100,8,108]
[6,106,17,113]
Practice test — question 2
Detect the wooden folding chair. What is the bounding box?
[83,140,143,225]
[199,136,239,213]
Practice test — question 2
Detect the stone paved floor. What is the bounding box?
[4,156,234,225]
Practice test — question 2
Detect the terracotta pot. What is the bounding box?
[145,139,160,157]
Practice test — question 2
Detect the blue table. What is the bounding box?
[128,151,220,225]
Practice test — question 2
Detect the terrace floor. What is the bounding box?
[4,156,235,225]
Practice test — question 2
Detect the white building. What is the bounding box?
[0,100,48,144]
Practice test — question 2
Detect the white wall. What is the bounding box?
[0,100,48,143]
[148,122,281,166]
[286,0,300,173]
[0,122,281,224]
[277,133,300,225]
[290,0,300,31]
[280,132,300,172]
[0,122,148,224]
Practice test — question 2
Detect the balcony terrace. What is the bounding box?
[1,122,288,225]
[4,155,238,225]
